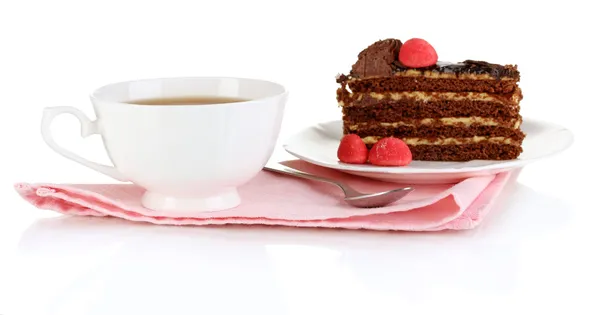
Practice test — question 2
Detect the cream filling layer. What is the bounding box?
[346,117,522,130]
[338,91,521,106]
[362,136,519,146]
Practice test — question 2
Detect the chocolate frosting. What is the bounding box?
[391,60,520,80]
[350,38,402,78]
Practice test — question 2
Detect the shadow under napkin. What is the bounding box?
[6,188,572,314]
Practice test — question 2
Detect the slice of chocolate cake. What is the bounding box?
[336,38,525,161]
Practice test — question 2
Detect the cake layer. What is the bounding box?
[345,124,525,140]
[361,140,522,161]
[338,89,522,107]
[404,143,523,161]
[342,101,520,121]
[360,142,522,161]
[338,75,518,94]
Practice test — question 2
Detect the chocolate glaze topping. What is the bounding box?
[350,38,402,78]
[391,60,520,80]
[343,60,519,81]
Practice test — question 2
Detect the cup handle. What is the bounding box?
[41,106,128,182]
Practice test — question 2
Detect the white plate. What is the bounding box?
[283,118,574,184]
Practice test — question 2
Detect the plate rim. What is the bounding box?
[283,117,574,174]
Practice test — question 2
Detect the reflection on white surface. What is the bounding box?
[2,181,593,314]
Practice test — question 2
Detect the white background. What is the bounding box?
[1,0,599,314]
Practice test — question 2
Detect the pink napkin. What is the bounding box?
[14,160,514,231]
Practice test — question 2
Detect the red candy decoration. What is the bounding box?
[368,137,412,166]
[337,134,369,164]
[398,38,438,68]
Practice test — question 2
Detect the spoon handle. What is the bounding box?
[263,164,344,189]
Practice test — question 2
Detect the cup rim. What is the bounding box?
[89,76,288,107]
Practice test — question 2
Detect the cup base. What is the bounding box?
[141,188,241,213]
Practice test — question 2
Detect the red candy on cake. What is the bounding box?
[337,134,369,164]
[368,137,412,166]
[398,38,438,68]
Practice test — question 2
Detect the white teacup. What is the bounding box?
[41,77,288,212]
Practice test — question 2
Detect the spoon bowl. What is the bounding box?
[263,164,413,208]
[343,187,414,208]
